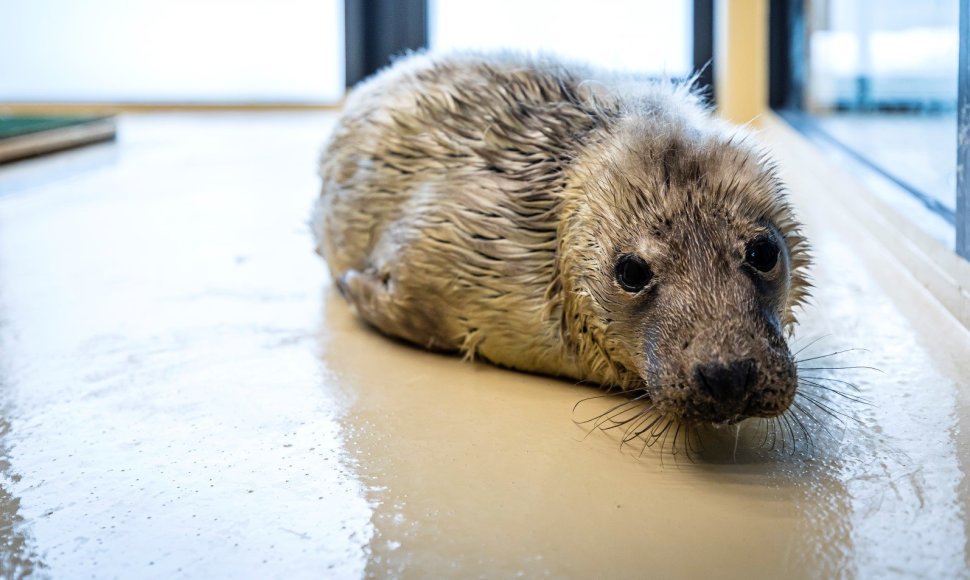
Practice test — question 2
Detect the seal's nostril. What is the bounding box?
[693,358,758,403]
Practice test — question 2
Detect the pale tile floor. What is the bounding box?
[0,113,968,578]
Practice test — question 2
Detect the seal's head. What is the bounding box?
[558,111,811,425]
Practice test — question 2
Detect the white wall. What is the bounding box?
[0,0,343,103]
[430,0,692,76]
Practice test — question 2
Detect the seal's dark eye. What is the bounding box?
[615,255,653,292]
[745,238,779,272]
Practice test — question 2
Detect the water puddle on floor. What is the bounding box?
[318,267,969,578]
[0,114,377,577]
[315,128,970,577]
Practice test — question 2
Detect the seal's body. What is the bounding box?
[314,53,810,424]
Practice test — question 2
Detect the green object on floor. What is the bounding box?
[0,115,116,163]
[0,116,108,139]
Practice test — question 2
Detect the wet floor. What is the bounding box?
[0,113,967,578]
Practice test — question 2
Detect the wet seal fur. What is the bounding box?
[313,52,811,425]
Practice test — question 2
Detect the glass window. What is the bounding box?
[0,0,344,103]
[429,0,693,76]
[804,0,958,218]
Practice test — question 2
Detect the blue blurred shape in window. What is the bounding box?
[807,0,958,214]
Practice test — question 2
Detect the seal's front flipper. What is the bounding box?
[335,268,454,351]
[335,268,385,315]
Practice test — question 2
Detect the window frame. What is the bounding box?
[768,0,969,260]
[958,0,969,259]
[344,0,429,87]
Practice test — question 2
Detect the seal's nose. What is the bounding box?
[693,358,758,404]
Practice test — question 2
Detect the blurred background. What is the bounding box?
[0,0,692,104]
[0,0,965,254]
[801,0,958,232]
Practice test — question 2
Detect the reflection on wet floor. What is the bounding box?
[0,113,968,578]
[0,416,43,577]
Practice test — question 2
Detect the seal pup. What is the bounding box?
[313,52,810,425]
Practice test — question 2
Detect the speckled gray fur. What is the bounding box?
[313,52,811,423]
